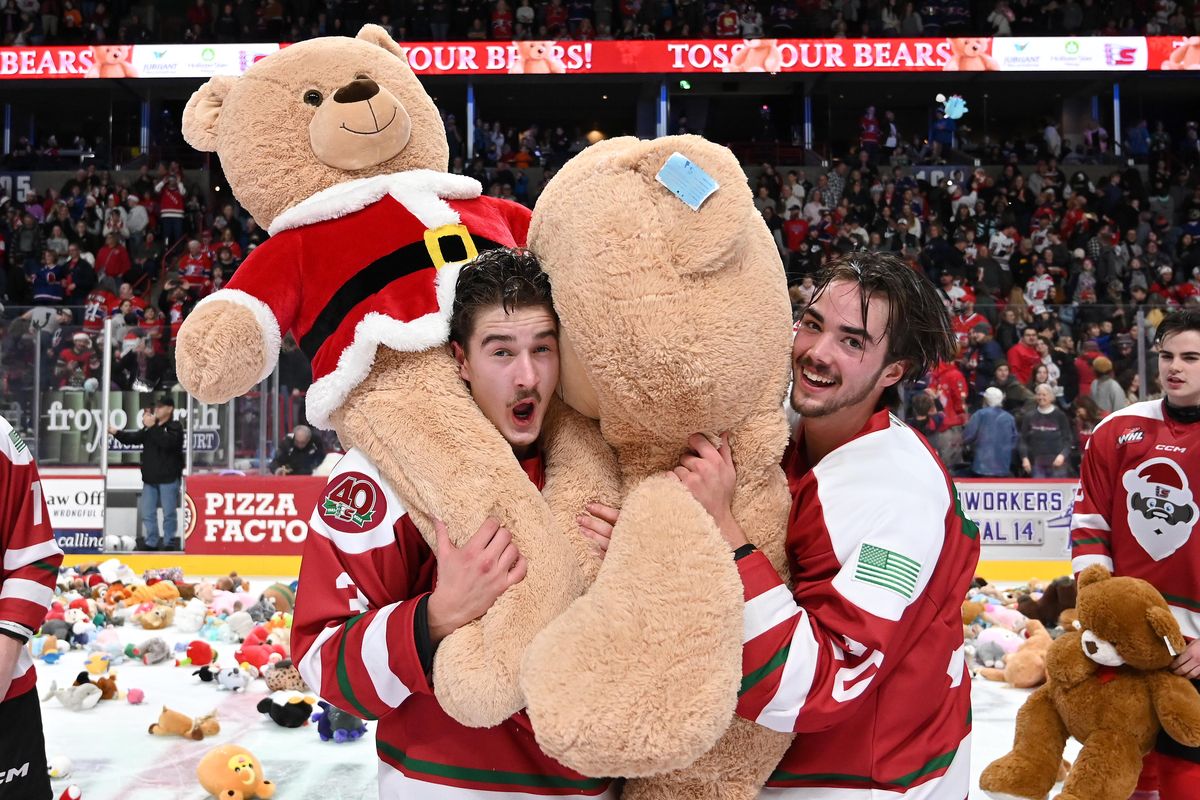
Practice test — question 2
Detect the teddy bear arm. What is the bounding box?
[1150,672,1200,747]
[336,352,584,727]
[521,474,745,777]
[979,687,1069,800]
[176,300,271,403]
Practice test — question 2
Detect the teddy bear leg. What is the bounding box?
[622,715,793,800]
[1054,731,1141,800]
[336,349,584,727]
[521,474,745,778]
[980,689,1068,800]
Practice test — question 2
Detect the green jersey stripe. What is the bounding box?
[1162,592,1200,612]
[31,559,59,575]
[770,740,961,789]
[855,573,915,598]
[336,613,377,720]
[856,563,918,588]
[740,643,790,697]
[377,741,609,791]
[1072,536,1107,546]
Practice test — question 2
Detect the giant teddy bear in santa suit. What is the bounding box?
[175,26,610,727]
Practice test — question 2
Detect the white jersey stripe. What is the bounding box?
[1170,606,1200,640]
[3,537,64,571]
[1071,554,1114,574]
[377,761,619,799]
[0,577,53,607]
[1070,513,1111,532]
[760,733,971,799]
[297,624,340,700]
[362,602,414,708]
[755,607,820,733]
[744,584,801,644]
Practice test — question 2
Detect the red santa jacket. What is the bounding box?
[197,171,531,428]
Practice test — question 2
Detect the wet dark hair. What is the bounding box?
[450,247,556,350]
[805,252,956,404]
[1155,309,1200,347]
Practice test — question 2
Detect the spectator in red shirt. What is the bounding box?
[1007,325,1043,385]
[154,173,187,246]
[111,282,147,318]
[141,305,167,354]
[715,2,739,35]
[177,239,212,282]
[1151,266,1183,304]
[491,0,514,38]
[929,359,969,469]
[216,227,243,260]
[859,105,880,158]
[95,233,131,290]
[55,332,100,389]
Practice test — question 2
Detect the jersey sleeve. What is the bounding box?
[0,422,63,641]
[735,468,950,734]
[290,454,434,721]
[1071,428,1114,575]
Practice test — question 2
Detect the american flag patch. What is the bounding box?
[853,543,920,599]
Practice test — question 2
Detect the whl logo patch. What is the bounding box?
[320,472,385,534]
[1117,428,1144,446]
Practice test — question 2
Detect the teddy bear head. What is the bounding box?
[518,41,555,62]
[1074,564,1185,671]
[527,135,792,448]
[950,37,990,59]
[181,24,446,231]
[93,45,131,65]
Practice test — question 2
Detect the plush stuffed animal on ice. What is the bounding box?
[42,680,101,711]
[978,620,1054,689]
[262,659,310,694]
[257,692,317,728]
[176,23,595,728]
[197,744,274,800]
[980,565,1200,800]
[313,700,368,742]
[149,707,220,740]
[522,135,795,796]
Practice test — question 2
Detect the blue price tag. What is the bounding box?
[655,152,720,212]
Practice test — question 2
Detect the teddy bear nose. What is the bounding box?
[333,78,380,104]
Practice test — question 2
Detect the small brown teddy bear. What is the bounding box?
[149,706,221,740]
[980,565,1200,800]
[978,619,1054,689]
[1016,575,1077,630]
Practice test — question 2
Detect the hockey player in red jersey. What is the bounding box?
[0,417,64,800]
[1071,309,1200,799]
[290,249,617,799]
[675,252,979,798]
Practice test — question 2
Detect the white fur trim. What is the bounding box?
[195,289,283,384]
[304,263,464,429]
[268,170,481,235]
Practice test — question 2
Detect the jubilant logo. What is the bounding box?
[1122,457,1197,561]
[320,472,385,534]
[1117,428,1145,446]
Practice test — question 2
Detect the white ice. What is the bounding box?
[38,578,1079,800]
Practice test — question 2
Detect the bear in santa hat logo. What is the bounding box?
[1122,457,1197,561]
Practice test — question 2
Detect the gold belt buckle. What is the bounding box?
[423,223,478,270]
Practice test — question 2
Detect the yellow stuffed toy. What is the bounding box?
[981,565,1200,800]
[523,135,794,797]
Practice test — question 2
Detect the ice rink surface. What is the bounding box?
[38,578,1080,800]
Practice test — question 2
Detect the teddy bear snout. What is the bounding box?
[1081,629,1125,667]
[333,78,381,104]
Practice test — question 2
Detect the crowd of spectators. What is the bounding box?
[3,0,1199,46]
[761,111,1200,477]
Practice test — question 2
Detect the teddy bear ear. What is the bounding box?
[356,23,408,65]
[1076,563,1111,589]
[1147,606,1186,657]
[182,76,236,153]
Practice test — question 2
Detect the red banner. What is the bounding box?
[183,474,325,556]
[0,36,1193,79]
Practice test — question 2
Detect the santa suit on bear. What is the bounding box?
[193,171,531,428]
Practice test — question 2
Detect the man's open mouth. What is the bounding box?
[512,400,536,424]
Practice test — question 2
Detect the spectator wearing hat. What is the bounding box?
[951,295,987,352]
[107,396,184,551]
[54,332,100,389]
[962,386,1018,477]
[1019,384,1075,477]
[961,322,1005,403]
[990,361,1035,414]
[1090,355,1127,414]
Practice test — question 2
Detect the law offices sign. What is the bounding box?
[41,475,106,553]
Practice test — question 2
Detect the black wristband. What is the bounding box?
[0,628,28,644]
[413,594,436,675]
[733,543,758,561]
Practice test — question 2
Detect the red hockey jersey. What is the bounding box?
[1071,399,1200,639]
[197,171,531,428]
[0,417,63,703]
[291,449,615,799]
[737,410,979,797]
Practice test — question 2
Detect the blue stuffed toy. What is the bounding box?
[313,700,367,743]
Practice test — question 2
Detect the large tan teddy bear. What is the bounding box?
[980,565,1200,800]
[523,135,795,798]
[176,25,605,728]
